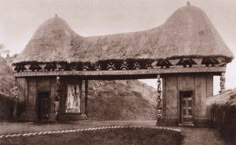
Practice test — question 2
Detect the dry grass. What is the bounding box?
[206,88,236,107]
[206,89,236,145]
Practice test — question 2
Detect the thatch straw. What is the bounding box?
[14,5,234,64]
[206,88,236,107]
[14,15,79,63]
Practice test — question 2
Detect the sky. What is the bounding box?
[0,0,236,94]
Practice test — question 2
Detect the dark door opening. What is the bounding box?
[37,92,50,121]
[180,91,193,124]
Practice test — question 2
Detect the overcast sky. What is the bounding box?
[0,0,236,93]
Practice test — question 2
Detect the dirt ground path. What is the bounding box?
[180,127,225,145]
[0,120,225,145]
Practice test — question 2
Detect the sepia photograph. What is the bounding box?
[0,0,235,145]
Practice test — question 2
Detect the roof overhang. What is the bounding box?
[14,66,226,79]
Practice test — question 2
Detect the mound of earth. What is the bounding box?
[87,80,157,120]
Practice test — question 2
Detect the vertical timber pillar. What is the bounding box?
[85,80,88,116]
[156,74,163,125]
[54,76,60,121]
[219,72,225,93]
[12,78,19,120]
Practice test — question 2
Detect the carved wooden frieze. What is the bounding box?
[44,63,57,71]
[157,59,172,68]
[176,58,197,67]
[29,63,42,72]
[133,62,141,70]
[201,57,219,67]
[120,61,129,70]
[107,62,116,70]
[94,63,102,71]
[13,56,229,76]
[14,64,27,72]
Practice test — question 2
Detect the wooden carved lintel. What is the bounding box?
[14,56,230,73]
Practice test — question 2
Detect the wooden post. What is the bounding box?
[156,74,163,125]
[219,72,225,93]
[11,78,19,120]
[85,80,88,116]
[54,76,60,120]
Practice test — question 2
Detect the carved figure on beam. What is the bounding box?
[133,62,141,70]
[120,61,129,70]
[107,62,116,70]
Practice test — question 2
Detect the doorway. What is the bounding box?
[37,92,50,121]
[180,91,193,124]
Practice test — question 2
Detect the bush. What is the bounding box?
[208,90,236,145]
[0,92,16,121]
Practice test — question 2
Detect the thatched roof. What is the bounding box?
[14,15,79,62]
[206,89,236,107]
[14,5,234,64]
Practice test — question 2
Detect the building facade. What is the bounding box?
[13,4,233,126]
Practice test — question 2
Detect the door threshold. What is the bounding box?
[179,123,194,127]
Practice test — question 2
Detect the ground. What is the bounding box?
[181,127,225,145]
[0,120,225,145]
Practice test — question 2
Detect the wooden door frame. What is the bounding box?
[36,91,50,121]
[178,90,194,125]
